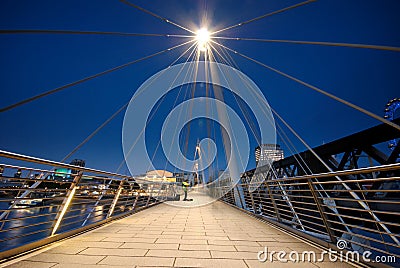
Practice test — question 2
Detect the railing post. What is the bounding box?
[146,194,151,207]
[82,179,113,226]
[132,194,139,210]
[107,180,124,218]
[247,184,257,213]
[0,172,45,222]
[306,178,336,242]
[235,185,245,209]
[145,185,152,207]
[264,179,282,222]
[51,171,83,236]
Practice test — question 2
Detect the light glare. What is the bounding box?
[196,28,210,52]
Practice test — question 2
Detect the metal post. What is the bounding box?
[145,184,152,207]
[146,195,151,207]
[0,172,45,222]
[306,178,336,242]
[132,194,139,210]
[51,171,83,236]
[235,185,245,209]
[82,179,113,226]
[247,184,256,213]
[264,179,282,222]
[107,180,124,218]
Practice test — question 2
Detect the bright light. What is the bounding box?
[196,28,210,52]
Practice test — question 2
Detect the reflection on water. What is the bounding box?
[0,197,117,252]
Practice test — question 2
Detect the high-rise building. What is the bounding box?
[255,144,284,167]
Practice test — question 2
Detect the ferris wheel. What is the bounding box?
[384,98,400,150]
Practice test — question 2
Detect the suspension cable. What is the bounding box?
[211,40,400,131]
[0,40,194,113]
[119,0,195,34]
[214,31,390,232]
[147,44,198,173]
[114,41,197,175]
[207,47,249,173]
[213,36,400,52]
[215,39,391,235]
[61,102,129,163]
[220,46,314,178]
[212,0,316,35]
[209,42,261,144]
[0,29,192,38]
[162,46,198,174]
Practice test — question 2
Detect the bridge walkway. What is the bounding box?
[4,201,353,268]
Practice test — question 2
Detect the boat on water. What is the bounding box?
[9,198,43,207]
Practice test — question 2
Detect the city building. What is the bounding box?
[255,144,284,167]
[173,172,193,183]
[143,170,176,182]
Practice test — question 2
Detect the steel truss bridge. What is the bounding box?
[224,118,400,262]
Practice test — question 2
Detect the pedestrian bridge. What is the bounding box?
[3,200,352,268]
[0,134,399,268]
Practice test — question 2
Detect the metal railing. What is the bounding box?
[220,163,400,266]
[0,150,177,261]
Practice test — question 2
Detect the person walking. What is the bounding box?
[182,181,189,201]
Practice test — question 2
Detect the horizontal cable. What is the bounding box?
[0,39,194,113]
[212,0,316,35]
[213,36,400,52]
[0,29,192,38]
[119,0,195,34]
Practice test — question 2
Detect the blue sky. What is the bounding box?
[0,0,399,175]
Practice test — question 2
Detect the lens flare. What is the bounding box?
[196,28,210,52]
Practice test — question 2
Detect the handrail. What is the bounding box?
[217,162,400,266]
[0,150,179,261]
[0,150,133,180]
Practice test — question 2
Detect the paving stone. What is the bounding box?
[156,238,208,245]
[99,256,174,266]
[66,241,124,248]
[27,253,105,264]
[102,237,156,243]
[120,242,179,250]
[45,246,87,255]
[211,250,259,260]
[5,261,58,268]
[182,235,229,240]
[174,258,248,268]
[146,249,211,258]
[79,247,147,256]
[179,244,237,252]
[208,239,260,246]
[53,264,133,268]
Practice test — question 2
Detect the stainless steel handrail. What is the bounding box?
[0,150,178,261]
[218,162,400,265]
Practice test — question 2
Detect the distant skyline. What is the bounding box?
[0,0,399,174]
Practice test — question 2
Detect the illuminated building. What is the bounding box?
[255,144,284,167]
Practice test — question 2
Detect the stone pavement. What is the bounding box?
[165,187,217,207]
[3,201,354,268]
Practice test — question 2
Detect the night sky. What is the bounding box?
[0,0,399,175]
